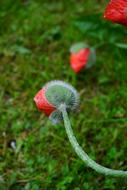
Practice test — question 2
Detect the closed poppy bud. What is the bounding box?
[104,0,127,26]
[70,43,96,73]
[34,81,79,124]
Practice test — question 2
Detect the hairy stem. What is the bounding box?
[61,106,127,178]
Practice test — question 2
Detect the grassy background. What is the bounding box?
[0,0,127,189]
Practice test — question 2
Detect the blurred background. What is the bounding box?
[0,0,127,189]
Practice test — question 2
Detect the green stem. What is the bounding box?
[61,106,127,178]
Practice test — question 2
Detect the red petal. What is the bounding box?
[34,88,55,116]
[104,0,127,26]
[70,48,90,73]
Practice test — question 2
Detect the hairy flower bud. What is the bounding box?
[70,42,96,73]
[34,81,79,124]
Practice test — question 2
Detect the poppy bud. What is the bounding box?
[34,81,79,124]
[70,43,96,73]
[104,0,127,26]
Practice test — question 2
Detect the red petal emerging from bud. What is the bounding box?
[104,0,127,26]
[70,48,91,73]
[34,88,55,116]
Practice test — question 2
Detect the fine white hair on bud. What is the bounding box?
[45,80,79,111]
[44,80,79,124]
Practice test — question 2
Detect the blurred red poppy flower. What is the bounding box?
[104,0,127,26]
[34,88,55,116]
[70,43,96,73]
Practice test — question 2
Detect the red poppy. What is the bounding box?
[104,0,127,26]
[34,88,55,116]
[70,43,96,73]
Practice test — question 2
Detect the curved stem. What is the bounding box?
[61,106,127,178]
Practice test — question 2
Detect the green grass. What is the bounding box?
[0,0,127,189]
